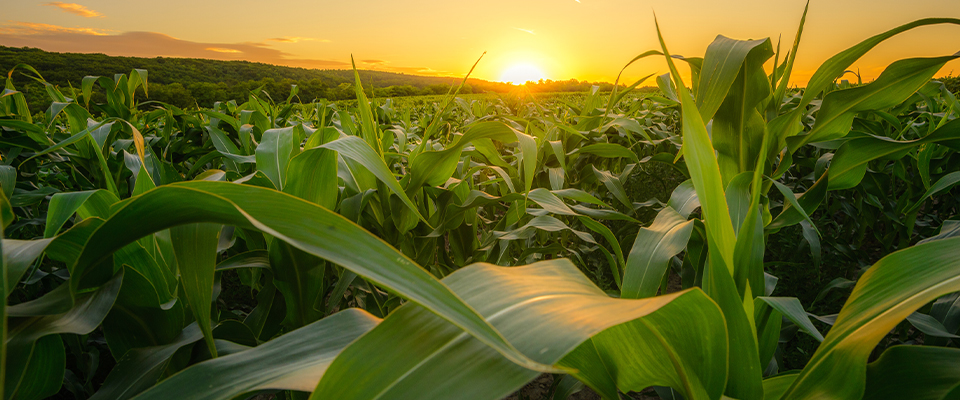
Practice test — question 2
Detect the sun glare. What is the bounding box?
[499,63,547,85]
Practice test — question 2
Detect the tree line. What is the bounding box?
[1,46,629,112]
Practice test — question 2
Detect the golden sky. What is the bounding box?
[1,0,958,85]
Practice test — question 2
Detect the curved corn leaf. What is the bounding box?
[68,181,559,373]
[828,118,960,190]
[91,324,204,400]
[135,308,380,400]
[313,259,727,400]
[577,143,640,164]
[496,215,596,244]
[527,188,577,216]
[621,206,693,299]
[863,346,960,400]
[781,237,960,399]
[799,18,960,109]
[321,136,427,223]
[762,374,798,400]
[696,36,773,122]
[906,171,960,214]
[789,55,959,150]
[5,271,123,400]
[256,125,301,190]
[591,167,631,209]
[756,297,823,341]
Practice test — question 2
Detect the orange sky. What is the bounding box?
[1,1,958,86]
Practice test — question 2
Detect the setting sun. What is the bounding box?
[499,63,547,85]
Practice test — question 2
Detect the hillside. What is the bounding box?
[0,46,619,111]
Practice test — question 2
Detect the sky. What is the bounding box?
[1,0,958,86]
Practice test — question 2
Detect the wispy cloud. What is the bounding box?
[43,2,103,18]
[205,47,242,53]
[266,36,330,43]
[513,27,536,35]
[357,60,448,76]
[0,21,111,36]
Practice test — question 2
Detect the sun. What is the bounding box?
[499,63,547,85]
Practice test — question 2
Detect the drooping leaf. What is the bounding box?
[68,181,558,373]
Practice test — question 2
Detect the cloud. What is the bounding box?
[353,59,449,76]
[384,66,442,75]
[0,21,112,36]
[205,47,242,53]
[266,36,329,43]
[513,27,536,35]
[0,22,451,76]
[0,23,348,68]
[43,2,103,18]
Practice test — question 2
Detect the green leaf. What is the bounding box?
[906,171,960,214]
[577,216,625,279]
[696,36,773,123]
[321,136,427,224]
[667,180,700,218]
[350,56,383,155]
[496,215,596,244]
[799,18,960,111]
[516,130,539,194]
[3,239,54,294]
[655,20,737,271]
[782,237,960,399]
[256,125,301,190]
[0,166,14,200]
[863,346,960,400]
[135,308,381,400]
[313,259,727,400]
[591,167,632,209]
[762,374,799,400]
[552,375,585,400]
[756,297,824,341]
[269,241,326,328]
[577,143,640,164]
[406,121,518,191]
[905,312,960,338]
[552,189,610,208]
[527,188,577,216]
[284,147,339,210]
[790,56,959,150]
[4,271,123,400]
[91,324,204,400]
[0,200,7,399]
[171,223,221,357]
[828,118,960,190]
[621,206,693,299]
[44,190,120,239]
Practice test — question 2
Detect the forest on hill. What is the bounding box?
[0,46,625,112]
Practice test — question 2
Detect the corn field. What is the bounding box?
[2,4,960,400]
